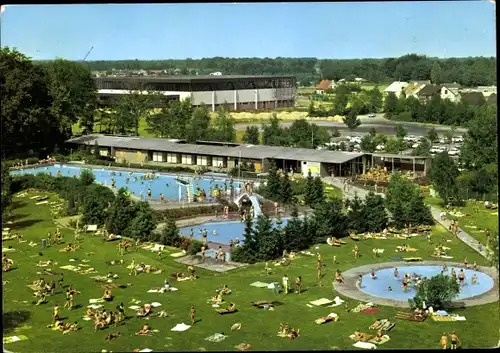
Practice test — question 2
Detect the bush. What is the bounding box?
[154,204,238,221]
[187,239,204,255]
[3,157,40,169]
[409,274,460,310]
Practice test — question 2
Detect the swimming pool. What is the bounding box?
[11,164,241,201]
[179,218,290,245]
[358,265,495,301]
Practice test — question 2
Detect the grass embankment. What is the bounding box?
[3,191,498,352]
[425,196,498,245]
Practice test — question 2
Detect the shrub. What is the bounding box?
[409,274,460,310]
[3,157,40,169]
[187,239,204,255]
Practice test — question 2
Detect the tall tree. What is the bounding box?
[369,87,383,112]
[1,47,59,156]
[242,125,260,145]
[429,152,461,205]
[343,109,361,131]
[279,172,294,206]
[255,215,281,260]
[303,170,315,206]
[210,105,236,142]
[430,61,442,84]
[313,198,346,239]
[185,104,211,143]
[106,188,136,235]
[112,88,154,136]
[311,177,325,206]
[265,161,281,200]
[332,91,349,116]
[395,124,408,140]
[262,113,288,146]
[383,92,398,119]
[39,58,97,136]
[427,127,439,142]
[1,163,12,219]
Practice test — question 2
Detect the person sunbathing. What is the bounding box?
[102,289,113,301]
[37,260,53,267]
[94,317,107,331]
[188,266,196,279]
[211,292,224,304]
[288,328,299,340]
[375,329,384,342]
[62,322,80,335]
[217,303,236,313]
[278,323,290,335]
[86,308,95,318]
[156,310,168,318]
[49,320,64,330]
[105,332,121,341]
[60,244,75,252]
[135,323,151,336]
[220,284,231,294]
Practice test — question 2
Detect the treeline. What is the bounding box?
[1,47,97,158]
[383,91,495,126]
[72,54,496,86]
[232,170,434,264]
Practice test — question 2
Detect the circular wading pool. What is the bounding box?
[358,265,494,301]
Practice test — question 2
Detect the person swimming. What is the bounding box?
[370,270,377,279]
[394,267,399,278]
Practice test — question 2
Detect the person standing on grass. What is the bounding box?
[157,247,163,260]
[440,332,448,350]
[190,306,196,325]
[316,259,323,287]
[52,304,60,323]
[295,276,302,295]
[129,258,137,276]
[282,274,289,294]
[449,331,460,350]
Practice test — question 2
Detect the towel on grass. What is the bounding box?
[129,305,141,310]
[362,307,380,315]
[170,252,186,258]
[171,323,191,332]
[87,304,103,310]
[139,349,153,352]
[250,281,269,288]
[3,335,28,344]
[150,302,162,308]
[82,316,93,321]
[329,296,345,307]
[60,265,80,271]
[2,247,16,253]
[353,342,377,350]
[36,201,49,205]
[89,298,105,304]
[205,333,227,342]
[310,298,333,306]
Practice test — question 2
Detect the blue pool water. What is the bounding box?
[11,164,241,201]
[179,218,290,245]
[359,266,494,301]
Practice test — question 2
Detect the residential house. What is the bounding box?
[441,82,461,95]
[486,93,497,105]
[384,81,409,96]
[315,79,336,94]
[460,92,486,105]
[404,81,427,98]
[476,86,497,97]
[440,84,460,102]
[417,84,442,104]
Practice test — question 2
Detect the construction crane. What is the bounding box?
[82,46,94,62]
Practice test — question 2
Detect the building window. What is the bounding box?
[99,149,109,157]
[181,154,193,165]
[152,152,164,162]
[212,157,225,168]
[196,156,208,166]
[167,153,178,163]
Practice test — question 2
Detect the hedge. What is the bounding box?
[154,203,239,221]
[4,157,40,169]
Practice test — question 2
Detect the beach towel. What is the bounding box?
[150,302,162,308]
[250,281,269,288]
[87,304,103,310]
[129,305,141,310]
[139,349,153,352]
[2,247,16,253]
[170,252,186,258]
[330,296,345,307]
[352,303,374,313]
[310,298,334,306]
[171,323,191,332]
[231,323,242,331]
[82,316,93,321]
[89,298,105,304]
[353,342,377,350]
[147,289,160,293]
[306,304,314,308]
[36,200,49,205]
[362,307,380,315]
[3,335,28,344]
[205,333,228,342]
[60,265,80,272]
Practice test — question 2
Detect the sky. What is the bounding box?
[0,2,496,60]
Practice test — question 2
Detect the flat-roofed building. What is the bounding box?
[94,75,296,112]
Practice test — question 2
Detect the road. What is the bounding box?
[235,114,468,137]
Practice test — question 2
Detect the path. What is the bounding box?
[324,177,489,259]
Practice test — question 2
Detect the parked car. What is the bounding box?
[452,136,464,143]
[448,148,460,156]
[368,114,376,118]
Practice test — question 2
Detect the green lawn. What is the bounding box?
[3,192,498,352]
[425,196,498,245]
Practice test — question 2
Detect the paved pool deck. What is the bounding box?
[334,260,499,308]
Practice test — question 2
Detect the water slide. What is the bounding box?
[248,195,262,218]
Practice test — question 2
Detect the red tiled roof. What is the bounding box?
[316,80,331,90]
